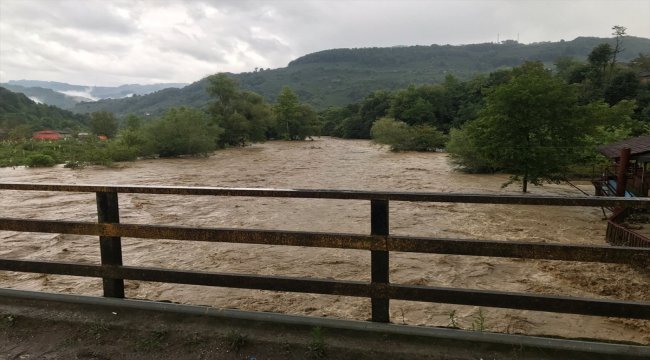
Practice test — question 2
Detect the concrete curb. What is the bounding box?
[1,288,648,358]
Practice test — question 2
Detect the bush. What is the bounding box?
[25,153,56,167]
[107,142,138,162]
[146,108,221,157]
[371,117,446,151]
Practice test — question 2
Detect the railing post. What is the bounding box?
[96,191,124,298]
[371,199,389,323]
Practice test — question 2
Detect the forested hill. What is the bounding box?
[71,36,650,116]
[0,87,89,134]
[2,83,91,110]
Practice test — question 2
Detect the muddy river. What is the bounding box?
[1,137,648,343]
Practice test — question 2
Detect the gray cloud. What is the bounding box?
[0,0,648,86]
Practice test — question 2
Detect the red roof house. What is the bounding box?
[33,130,62,140]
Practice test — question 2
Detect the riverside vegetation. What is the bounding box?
[1,28,649,191]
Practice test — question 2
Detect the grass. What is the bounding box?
[447,310,459,329]
[1,314,16,328]
[471,308,487,332]
[226,330,247,352]
[135,330,169,351]
[306,326,327,359]
[88,320,110,340]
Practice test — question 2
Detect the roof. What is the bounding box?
[33,131,62,140]
[597,135,650,159]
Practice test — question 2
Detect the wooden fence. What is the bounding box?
[1,183,649,324]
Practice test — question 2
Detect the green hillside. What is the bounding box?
[1,84,91,110]
[70,36,650,117]
[0,87,89,137]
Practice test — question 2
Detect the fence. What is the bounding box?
[606,207,650,248]
[1,183,650,325]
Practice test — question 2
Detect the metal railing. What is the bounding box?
[606,207,650,248]
[1,183,650,324]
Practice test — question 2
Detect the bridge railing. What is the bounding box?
[1,183,649,325]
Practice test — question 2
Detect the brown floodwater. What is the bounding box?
[1,137,648,343]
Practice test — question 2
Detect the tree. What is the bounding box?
[604,71,639,105]
[123,114,143,130]
[207,73,273,146]
[89,111,118,138]
[146,107,222,157]
[273,86,317,140]
[447,62,587,192]
[390,86,435,126]
[587,43,614,87]
[610,25,627,73]
[371,117,446,152]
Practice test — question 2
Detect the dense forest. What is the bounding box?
[0,87,89,138]
[57,36,650,117]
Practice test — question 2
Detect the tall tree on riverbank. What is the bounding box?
[206,74,273,146]
[89,111,118,138]
[273,86,318,140]
[448,62,587,192]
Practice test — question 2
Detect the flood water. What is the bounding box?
[1,137,648,343]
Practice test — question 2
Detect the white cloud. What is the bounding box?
[0,0,648,86]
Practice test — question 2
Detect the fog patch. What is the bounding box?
[60,89,99,101]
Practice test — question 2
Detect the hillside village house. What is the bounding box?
[32,130,62,141]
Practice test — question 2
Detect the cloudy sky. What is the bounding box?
[0,0,648,86]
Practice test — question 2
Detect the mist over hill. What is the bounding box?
[1,81,189,111]
[1,84,92,110]
[0,87,89,133]
[28,36,650,117]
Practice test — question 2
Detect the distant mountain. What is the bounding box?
[67,36,650,117]
[0,87,89,133]
[1,84,91,110]
[3,80,188,104]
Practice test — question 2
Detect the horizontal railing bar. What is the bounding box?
[3,218,650,264]
[388,285,650,319]
[388,236,650,265]
[0,218,380,250]
[1,258,648,319]
[2,182,650,207]
[0,259,370,297]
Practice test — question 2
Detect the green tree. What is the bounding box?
[604,71,639,105]
[207,74,273,146]
[447,62,586,192]
[123,114,143,130]
[89,111,118,138]
[371,117,446,152]
[274,86,316,140]
[610,25,627,73]
[146,107,222,157]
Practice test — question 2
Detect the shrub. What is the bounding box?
[25,153,56,167]
[107,142,138,162]
[147,108,222,157]
[371,117,446,151]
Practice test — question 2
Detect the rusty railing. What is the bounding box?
[1,183,650,326]
[606,207,650,248]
